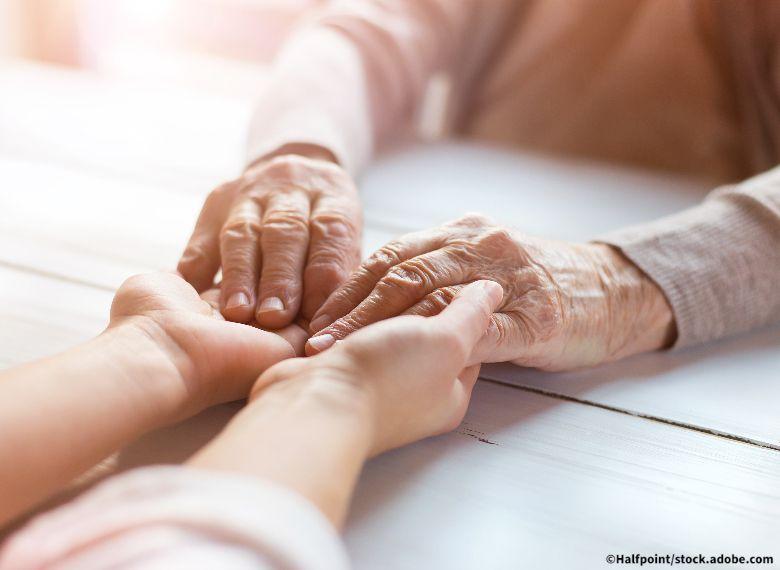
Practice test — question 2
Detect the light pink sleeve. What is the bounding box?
[246,0,518,175]
[0,467,349,570]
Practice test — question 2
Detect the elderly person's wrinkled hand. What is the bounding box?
[306,215,676,370]
[178,151,362,329]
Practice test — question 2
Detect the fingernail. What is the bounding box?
[226,291,250,310]
[309,314,332,333]
[257,296,285,313]
[307,333,335,352]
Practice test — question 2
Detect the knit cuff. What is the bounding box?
[596,175,780,348]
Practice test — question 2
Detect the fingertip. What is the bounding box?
[236,322,298,365]
[305,333,336,356]
[468,279,504,309]
[221,291,255,323]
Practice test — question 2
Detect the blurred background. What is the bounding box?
[0,0,323,92]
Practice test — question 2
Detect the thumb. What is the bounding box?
[432,280,503,351]
[205,321,297,401]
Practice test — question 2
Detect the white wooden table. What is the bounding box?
[2,61,779,569]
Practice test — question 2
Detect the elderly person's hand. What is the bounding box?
[250,280,503,455]
[178,149,362,328]
[306,215,676,371]
[110,273,306,419]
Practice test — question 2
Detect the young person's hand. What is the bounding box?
[0,271,305,524]
[251,280,503,455]
[108,272,305,420]
[178,149,362,329]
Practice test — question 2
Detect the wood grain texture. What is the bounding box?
[0,157,399,291]
[0,61,251,191]
[346,379,780,569]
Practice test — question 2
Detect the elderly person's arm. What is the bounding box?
[0,282,502,569]
[177,1,518,328]
[306,167,780,369]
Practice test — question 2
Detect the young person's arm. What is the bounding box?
[0,272,304,526]
[0,281,502,569]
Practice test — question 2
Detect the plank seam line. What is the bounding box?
[481,377,780,452]
[0,259,116,293]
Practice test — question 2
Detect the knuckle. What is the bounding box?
[220,218,262,242]
[478,227,514,248]
[362,242,404,276]
[221,260,255,280]
[207,182,236,203]
[327,315,363,339]
[179,243,208,265]
[375,242,405,265]
[263,210,309,235]
[310,211,358,240]
[424,286,459,313]
[381,261,434,296]
[452,212,493,228]
[263,155,302,178]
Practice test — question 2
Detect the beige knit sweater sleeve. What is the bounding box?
[600,166,780,348]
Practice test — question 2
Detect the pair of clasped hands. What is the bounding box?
[136,149,674,457]
[0,149,679,531]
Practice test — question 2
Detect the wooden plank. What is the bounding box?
[0,157,399,291]
[480,326,780,450]
[0,61,252,192]
[360,142,709,239]
[2,268,778,569]
[348,379,780,569]
[0,265,111,367]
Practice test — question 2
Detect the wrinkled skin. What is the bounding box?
[307,215,676,370]
[110,273,306,418]
[178,151,362,329]
[252,280,504,455]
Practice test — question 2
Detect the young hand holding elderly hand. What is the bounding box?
[307,214,676,370]
[191,279,502,525]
